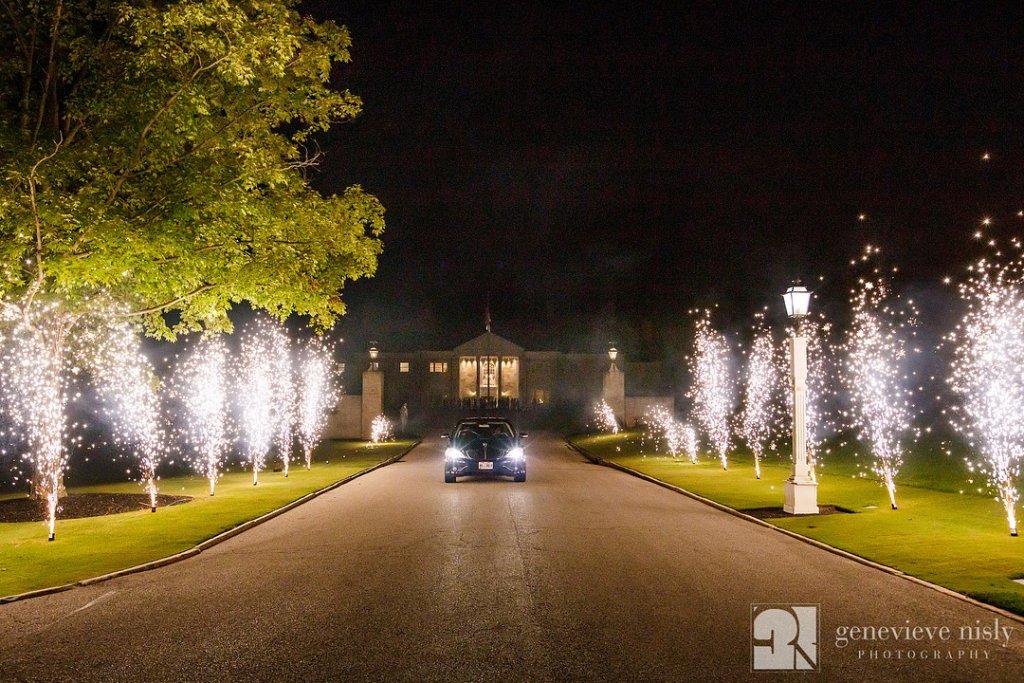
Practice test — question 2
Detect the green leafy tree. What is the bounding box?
[0,0,384,507]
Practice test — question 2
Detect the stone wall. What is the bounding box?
[324,394,363,439]
[624,396,675,428]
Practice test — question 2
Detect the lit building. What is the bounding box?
[352,331,671,418]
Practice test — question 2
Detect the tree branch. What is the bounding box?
[31,0,63,147]
[24,134,64,310]
[111,283,217,318]
[105,54,229,206]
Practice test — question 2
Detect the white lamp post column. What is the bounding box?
[783,285,819,514]
[602,343,625,425]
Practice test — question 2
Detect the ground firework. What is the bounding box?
[89,321,166,513]
[688,311,735,470]
[371,414,393,444]
[238,321,275,485]
[844,246,918,510]
[594,399,619,434]
[298,338,339,470]
[173,336,230,495]
[267,328,295,477]
[947,234,1024,535]
[0,303,72,540]
[739,314,784,479]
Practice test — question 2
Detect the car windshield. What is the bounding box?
[455,422,513,440]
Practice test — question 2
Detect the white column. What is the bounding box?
[361,367,383,440]
[784,334,819,514]
[602,363,625,424]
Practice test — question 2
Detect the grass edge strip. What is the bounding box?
[564,439,1024,626]
[0,440,421,605]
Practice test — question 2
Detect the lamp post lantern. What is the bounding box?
[608,344,618,365]
[369,342,379,371]
[782,284,819,514]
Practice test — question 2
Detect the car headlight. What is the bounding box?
[508,447,524,460]
[445,447,463,461]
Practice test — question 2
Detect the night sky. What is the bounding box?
[301,1,1024,358]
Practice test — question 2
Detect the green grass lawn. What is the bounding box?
[569,431,1024,616]
[0,439,415,598]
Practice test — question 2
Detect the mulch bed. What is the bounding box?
[0,493,193,523]
[740,505,853,519]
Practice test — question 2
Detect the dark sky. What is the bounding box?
[300,1,1024,357]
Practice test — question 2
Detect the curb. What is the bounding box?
[1,440,421,605]
[566,440,1024,627]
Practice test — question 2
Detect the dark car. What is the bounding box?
[443,418,528,483]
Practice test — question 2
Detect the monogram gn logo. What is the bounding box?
[751,604,819,671]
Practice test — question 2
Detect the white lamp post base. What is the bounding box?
[784,478,819,515]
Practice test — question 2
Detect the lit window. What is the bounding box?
[430,362,448,373]
[481,356,497,389]
[399,362,410,373]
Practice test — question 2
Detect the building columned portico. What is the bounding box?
[325,330,674,437]
[364,331,672,416]
[454,333,522,405]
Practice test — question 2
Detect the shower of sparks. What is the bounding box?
[237,321,275,485]
[0,303,72,540]
[370,414,393,444]
[641,404,689,459]
[681,423,698,464]
[844,245,919,510]
[594,399,619,434]
[946,235,1024,535]
[267,327,296,477]
[688,311,735,470]
[739,314,785,479]
[172,335,230,496]
[87,321,166,512]
[298,338,339,469]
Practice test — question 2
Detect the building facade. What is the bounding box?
[363,331,670,415]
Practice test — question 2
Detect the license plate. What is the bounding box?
[478,461,493,470]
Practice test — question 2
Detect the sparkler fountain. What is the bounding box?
[89,321,165,512]
[642,405,686,458]
[688,311,735,470]
[844,247,918,510]
[947,234,1024,536]
[0,304,71,540]
[739,314,784,479]
[238,322,275,485]
[682,424,698,464]
[267,327,295,477]
[173,336,230,495]
[370,414,393,444]
[298,338,339,470]
[594,399,620,434]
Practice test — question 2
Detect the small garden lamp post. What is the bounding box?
[608,343,618,368]
[369,342,379,371]
[782,284,819,514]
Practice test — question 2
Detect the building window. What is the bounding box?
[430,361,448,373]
[481,356,497,389]
[399,362,410,373]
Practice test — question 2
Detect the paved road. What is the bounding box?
[2,434,1023,682]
